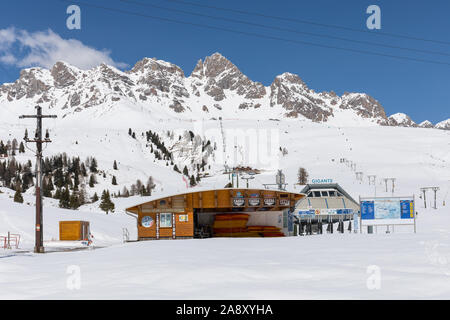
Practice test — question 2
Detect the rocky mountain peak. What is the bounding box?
[435,119,450,130]
[274,72,308,89]
[419,120,434,128]
[190,59,204,79]
[341,93,388,124]
[51,61,79,88]
[201,52,239,79]
[190,52,266,101]
[129,57,185,78]
[388,113,417,127]
[0,67,51,101]
[0,53,446,129]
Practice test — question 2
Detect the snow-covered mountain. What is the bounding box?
[0,52,448,211]
[419,120,434,128]
[436,119,450,130]
[1,52,446,128]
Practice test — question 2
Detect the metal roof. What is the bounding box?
[297,183,359,206]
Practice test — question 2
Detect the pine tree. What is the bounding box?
[53,188,62,200]
[113,160,118,170]
[19,142,25,153]
[54,168,64,188]
[89,157,98,173]
[80,163,87,177]
[73,174,79,191]
[69,191,80,209]
[42,177,52,198]
[146,176,155,195]
[112,176,117,185]
[78,185,87,205]
[99,190,115,214]
[59,187,70,209]
[173,164,180,173]
[189,175,196,187]
[122,186,130,198]
[14,189,23,203]
[89,174,96,188]
[91,192,99,202]
[183,165,189,176]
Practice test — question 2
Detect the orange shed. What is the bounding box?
[59,221,90,241]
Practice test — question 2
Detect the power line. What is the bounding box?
[165,0,450,46]
[55,0,450,67]
[120,0,450,58]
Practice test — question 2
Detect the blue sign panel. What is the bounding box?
[361,198,414,221]
[400,200,414,219]
[361,201,375,220]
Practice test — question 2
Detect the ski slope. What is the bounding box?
[0,203,449,299]
[0,115,449,299]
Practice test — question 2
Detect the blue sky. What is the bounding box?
[0,0,449,123]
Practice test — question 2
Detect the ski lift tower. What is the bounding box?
[263,169,288,191]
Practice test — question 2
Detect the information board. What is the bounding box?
[360,196,415,230]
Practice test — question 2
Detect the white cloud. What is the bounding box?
[0,27,127,70]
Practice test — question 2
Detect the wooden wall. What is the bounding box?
[59,221,89,241]
[133,189,303,240]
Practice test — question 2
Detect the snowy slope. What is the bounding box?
[0,187,137,248]
[1,204,450,299]
[1,119,449,299]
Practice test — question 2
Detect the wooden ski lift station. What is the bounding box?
[125,188,305,240]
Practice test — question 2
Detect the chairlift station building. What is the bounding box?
[125,188,305,240]
[125,183,359,240]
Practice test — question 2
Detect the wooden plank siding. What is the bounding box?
[59,221,90,241]
[129,188,305,240]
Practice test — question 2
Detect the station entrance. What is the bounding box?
[125,188,305,240]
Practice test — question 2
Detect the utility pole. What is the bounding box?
[19,106,57,253]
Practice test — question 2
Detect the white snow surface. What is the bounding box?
[0,117,450,298]
[1,194,450,299]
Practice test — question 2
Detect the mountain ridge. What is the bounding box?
[0,52,447,129]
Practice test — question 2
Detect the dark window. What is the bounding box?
[314,191,321,197]
[328,191,336,197]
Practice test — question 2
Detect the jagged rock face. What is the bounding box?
[388,113,417,127]
[436,119,450,130]
[0,68,50,101]
[192,53,266,101]
[419,120,434,128]
[130,58,188,99]
[270,73,332,122]
[0,52,440,128]
[51,62,78,88]
[341,93,389,125]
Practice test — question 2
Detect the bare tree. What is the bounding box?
[297,167,309,185]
